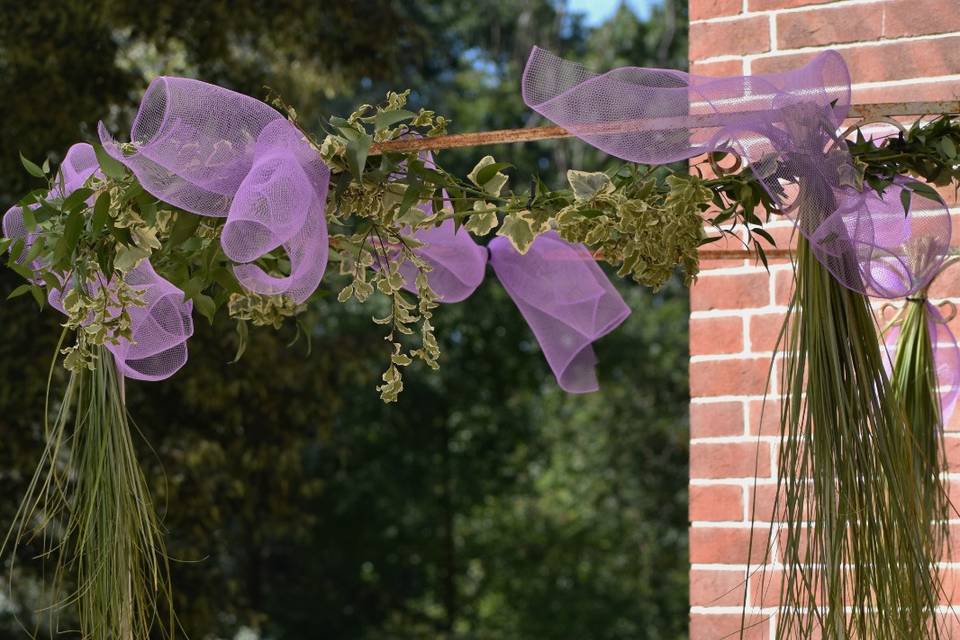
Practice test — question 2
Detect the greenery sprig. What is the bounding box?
[11,90,960,402]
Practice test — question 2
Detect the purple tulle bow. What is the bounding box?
[3,143,194,380]
[386,149,629,393]
[400,217,629,393]
[99,76,330,304]
[522,46,956,412]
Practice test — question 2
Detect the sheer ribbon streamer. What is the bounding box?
[522,45,957,413]
[99,76,330,304]
[388,151,629,393]
[3,143,194,380]
[401,219,629,393]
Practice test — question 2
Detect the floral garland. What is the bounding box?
[4,47,960,639]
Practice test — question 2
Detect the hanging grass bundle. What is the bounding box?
[762,235,950,639]
[3,340,173,639]
[888,295,954,556]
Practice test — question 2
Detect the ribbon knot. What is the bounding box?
[99,76,330,304]
[520,45,956,412]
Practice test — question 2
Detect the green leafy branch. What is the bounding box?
[10,88,960,400]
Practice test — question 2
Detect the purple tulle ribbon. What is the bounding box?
[522,46,956,412]
[5,77,330,382]
[99,76,330,304]
[3,143,194,380]
[400,217,629,393]
[387,150,629,393]
[488,232,630,393]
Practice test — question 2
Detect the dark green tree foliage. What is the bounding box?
[0,1,689,638]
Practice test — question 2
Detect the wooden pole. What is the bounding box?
[368,100,960,260]
[369,101,960,155]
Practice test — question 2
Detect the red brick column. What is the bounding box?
[687,1,960,637]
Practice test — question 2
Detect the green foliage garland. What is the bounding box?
[5,83,960,639]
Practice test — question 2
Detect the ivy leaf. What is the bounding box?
[567,170,613,201]
[20,206,37,232]
[904,180,941,204]
[465,201,499,236]
[373,109,415,132]
[61,188,93,212]
[19,152,46,178]
[335,126,373,179]
[167,211,201,249]
[53,209,85,265]
[230,319,249,364]
[114,245,150,273]
[30,284,45,309]
[91,192,111,237]
[941,137,957,159]
[193,293,217,324]
[93,144,127,180]
[496,211,546,254]
[468,156,509,196]
[7,283,32,299]
[475,161,513,187]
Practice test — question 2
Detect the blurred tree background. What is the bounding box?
[0,1,690,638]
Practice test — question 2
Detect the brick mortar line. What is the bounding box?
[695,30,960,65]
[690,308,789,320]
[691,0,902,25]
[690,394,777,402]
[691,352,776,363]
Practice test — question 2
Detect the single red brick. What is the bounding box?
[948,407,960,432]
[777,4,882,49]
[689,613,771,640]
[691,273,771,311]
[773,269,795,306]
[699,229,748,269]
[691,58,745,77]
[929,265,960,299]
[690,524,773,564]
[944,434,960,472]
[853,80,960,106]
[690,357,773,397]
[746,482,784,523]
[690,441,772,479]
[750,568,844,608]
[749,312,787,353]
[691,0,742,20]
[752,38,960,84]
[748,0,831,9]
[690,483,744,521]
[690,17,770,60]
[748,398,782,436]
[690,568,749,607]
[749,568,784,608]
[691,316,744,356]
[692,400,745,437]
[883,0,960,38]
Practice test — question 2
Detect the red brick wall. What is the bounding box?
[687,1,960,637]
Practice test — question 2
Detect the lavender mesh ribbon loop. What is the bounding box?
[522,47,948,298]
[931,308,960,419]
[49,263,195,381]
[3,143,193,381]
[489,232,630,393]
[400,210,628,392]
[884,303,960,421]
[98,76,330,303]
[398,218,487,303]
[3,143,101,264]
[522,46,956,406]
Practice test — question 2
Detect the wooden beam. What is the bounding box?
[369,101,960,155]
